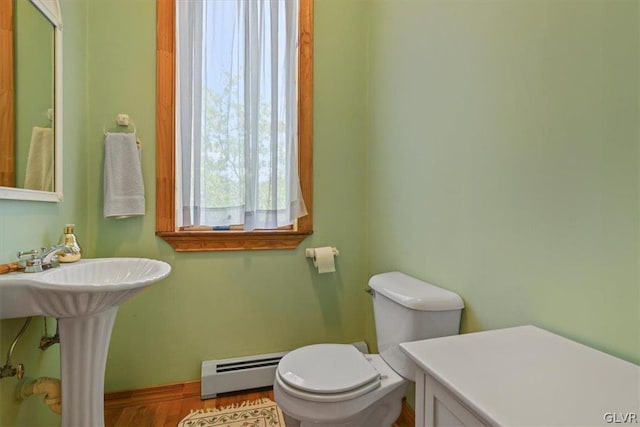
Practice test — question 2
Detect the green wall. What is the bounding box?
[2,0,368,424]
[0,0,88,425]
[368,0,639,364]
[84,0,369,392]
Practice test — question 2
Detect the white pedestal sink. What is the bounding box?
[0,258,171,427]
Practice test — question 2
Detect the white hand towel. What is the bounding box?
[103,132,145,218]
[24,127,54,191]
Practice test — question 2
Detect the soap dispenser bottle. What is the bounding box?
[58,224,82,263]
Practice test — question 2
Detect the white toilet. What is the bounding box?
[274,271,464,427]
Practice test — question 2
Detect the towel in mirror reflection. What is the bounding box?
[24,126,54,192]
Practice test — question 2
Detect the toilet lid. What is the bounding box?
[277,344,380,394]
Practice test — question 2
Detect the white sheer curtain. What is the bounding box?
[176,0,307,231]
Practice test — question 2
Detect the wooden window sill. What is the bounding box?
[156,230,313,252]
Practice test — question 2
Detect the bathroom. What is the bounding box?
[0,0,638,426]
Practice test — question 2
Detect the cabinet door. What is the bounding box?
[418,372,489,427]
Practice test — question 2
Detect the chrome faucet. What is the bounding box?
[17,245,80,273]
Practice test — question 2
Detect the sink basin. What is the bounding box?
[0,257,171,427]
[0,257,171,319]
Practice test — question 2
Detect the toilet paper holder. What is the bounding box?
[304,247,339,259]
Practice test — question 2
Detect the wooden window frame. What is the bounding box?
[156,0,313,252]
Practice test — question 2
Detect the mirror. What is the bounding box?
[0,0,62,202]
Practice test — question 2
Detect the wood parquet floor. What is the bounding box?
[104,381,414,427]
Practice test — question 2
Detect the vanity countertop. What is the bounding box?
[400,325,640,427]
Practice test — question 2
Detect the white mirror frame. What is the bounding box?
[0,0,62,202]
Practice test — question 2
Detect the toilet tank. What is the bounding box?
[369,272,464,379]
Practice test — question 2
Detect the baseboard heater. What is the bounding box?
[200,341,369,399]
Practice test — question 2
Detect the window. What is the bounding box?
[156,0,313,251]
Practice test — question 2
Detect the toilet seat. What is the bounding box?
[277,344,382,402]
[274,353,408,425]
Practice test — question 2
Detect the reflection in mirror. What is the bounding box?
[0,0,15,188]
[16,0,54,190]
[0,0,62,202]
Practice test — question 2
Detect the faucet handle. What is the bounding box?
[17,249,40,259]
[17,249,42,267]
[17,249,44,270]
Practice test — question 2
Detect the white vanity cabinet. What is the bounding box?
[400,325,640,427]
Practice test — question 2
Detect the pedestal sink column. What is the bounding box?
[58,306,119,427]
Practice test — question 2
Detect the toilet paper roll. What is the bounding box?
[313,246,336,274]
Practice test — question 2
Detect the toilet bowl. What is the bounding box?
[273,344,407,427]
[274,272,465,427]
